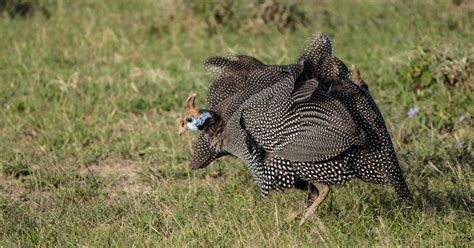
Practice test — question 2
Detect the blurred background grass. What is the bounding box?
[0,0,473,246]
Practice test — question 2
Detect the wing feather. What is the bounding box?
[241,87,364,162]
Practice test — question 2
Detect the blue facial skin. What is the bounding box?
[186,112,212,131]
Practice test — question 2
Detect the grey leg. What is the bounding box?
[299,182,330,226]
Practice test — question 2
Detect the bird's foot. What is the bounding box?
[285,208,301,223]
[299,206,318,226]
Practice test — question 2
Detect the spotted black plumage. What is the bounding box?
[180,32,412,224]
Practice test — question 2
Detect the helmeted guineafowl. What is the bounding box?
[178,32,412,225]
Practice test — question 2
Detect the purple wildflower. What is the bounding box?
[407,107,419,118]
[454,142,464,150]
[458,115,465,124]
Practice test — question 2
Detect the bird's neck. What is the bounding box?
[205,119,226,153]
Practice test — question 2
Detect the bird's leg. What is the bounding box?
[286,182,319,223]
[299,182,330,226]
[306,182,319,207]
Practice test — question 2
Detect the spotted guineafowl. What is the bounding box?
[178,33,412,225]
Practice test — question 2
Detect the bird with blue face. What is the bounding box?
[186,113,209,131]
[179,94,220,134]
[186,110,217,131]
[178,32,412,225]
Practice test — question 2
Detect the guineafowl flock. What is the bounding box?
[178,33,412,225]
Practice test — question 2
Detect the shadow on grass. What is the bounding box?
[376,187,472,215]
[415,187,472,213]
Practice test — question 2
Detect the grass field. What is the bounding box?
[0,0,473,246]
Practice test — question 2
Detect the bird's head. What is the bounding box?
[178,94,220,135]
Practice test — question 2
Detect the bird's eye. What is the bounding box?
[186,117,193,122]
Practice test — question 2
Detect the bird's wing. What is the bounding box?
[273,92,364,161]
[240,76,363,162]
[292,79,320,104]
[238,75,298,149]
[204,55,303,114]
[204,55,266,110]
[204,55,265,75]
[191,56,298,168]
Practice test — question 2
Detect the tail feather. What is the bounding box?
[385,161,413,202]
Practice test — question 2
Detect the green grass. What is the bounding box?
[0,0,473,246]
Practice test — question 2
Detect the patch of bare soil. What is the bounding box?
[0,174,28,197]
[0,174,42,209]
[80,159,151,198]
[459,0,474,9]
